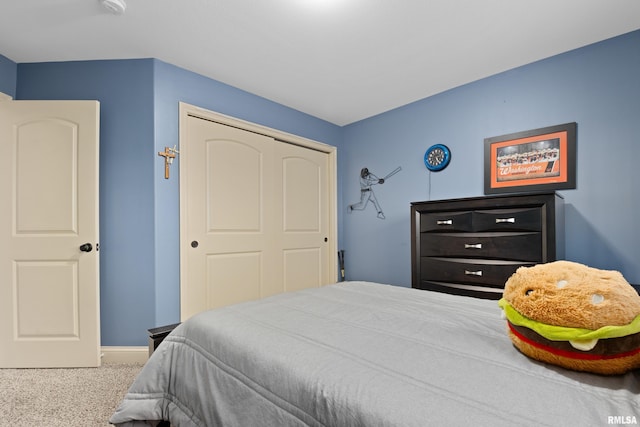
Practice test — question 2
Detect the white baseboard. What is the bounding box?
[101,346,148,364]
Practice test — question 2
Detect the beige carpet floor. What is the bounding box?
[0,363,144,426]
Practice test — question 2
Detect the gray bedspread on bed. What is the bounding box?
[110,281,640,426]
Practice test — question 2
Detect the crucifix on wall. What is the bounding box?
[158,145,179,179]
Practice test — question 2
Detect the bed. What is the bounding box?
[110,281,640,426]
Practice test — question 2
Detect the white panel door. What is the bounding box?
[180,110,334,321]
[0,100,100,368]
[276,142,330,292]
[182,116,277,318]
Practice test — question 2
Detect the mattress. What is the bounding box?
[110,281,640,426]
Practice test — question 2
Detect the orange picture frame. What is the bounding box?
[484,122,576,194]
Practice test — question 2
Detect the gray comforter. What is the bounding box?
[110,281,640,426]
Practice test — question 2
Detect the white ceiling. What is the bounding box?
[1,0,639,126]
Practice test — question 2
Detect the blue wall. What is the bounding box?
[0,54,17,97]
[4,29,639,346]
[342,30,640,286]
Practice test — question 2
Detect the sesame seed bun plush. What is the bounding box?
[498,261,640,375]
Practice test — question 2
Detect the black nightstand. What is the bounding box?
[147,323,181,357]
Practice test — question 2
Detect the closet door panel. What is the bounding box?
[276,143,329,293]
[181,110,334,320]
[183,117,276,317]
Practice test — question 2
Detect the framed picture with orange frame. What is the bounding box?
[484,122,576,195]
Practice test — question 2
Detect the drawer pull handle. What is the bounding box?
[436,220,453,225]
[464,243,482,249]
[465,270,483,277]
[496,217,516,224]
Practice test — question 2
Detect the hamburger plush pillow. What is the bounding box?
[498,261,640,375]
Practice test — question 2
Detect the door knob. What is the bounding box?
[79,243,93,252]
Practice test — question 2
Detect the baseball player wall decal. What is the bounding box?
[348,166,401,219]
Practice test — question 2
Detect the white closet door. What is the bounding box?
[181,112,332,320]
[276,141,330,292]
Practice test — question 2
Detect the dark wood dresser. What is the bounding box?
[411,192,564,299]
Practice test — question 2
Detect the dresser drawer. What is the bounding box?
[415,281,505,300]
[473,208,542,232]
[420,207,542,233]
[420,232,542,261]
[420,257,533,287]
[420,211,473,232]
